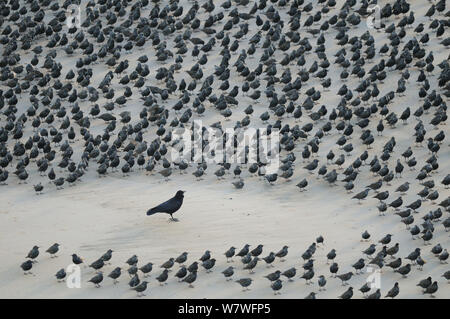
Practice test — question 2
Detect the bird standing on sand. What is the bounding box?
[21,260,33,275]
[318,275,327,291]
[237,244,250,257]
[222,266,234,281]
[385,283,400,298]
[27,246,39,262]
[72,254,83,266]
[271,279,283,295]
[175,252,188,265]
[46,243,60,257]
[160,258,175,271]
[282,267,296,281]
[156,269,169,286]
[262,252,276,267]
[202,258,216,273]
[337,272,353,285]
[423,281,438,297]
[101,249,113,264]
[108,267,122,284]
[133,281,149,297]
[182,271,197,288]
[126,255,138,266]
[175,266,188,281]
[339,287,353,299]
[275,246,289,262]
[55,269,66,282]
[236,278,253,291]
[361,230,371,241]
[224,247,236,262]
[146,190,185,221]
[88,272,103,288]
[139,263,153,277]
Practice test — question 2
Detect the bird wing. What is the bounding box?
[146,197,181,216]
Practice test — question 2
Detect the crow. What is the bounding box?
[146,190,185,221]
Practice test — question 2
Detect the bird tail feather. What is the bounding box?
[146,207,158,216]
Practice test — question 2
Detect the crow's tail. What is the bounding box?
[146,207,158,216]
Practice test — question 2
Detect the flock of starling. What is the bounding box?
[21,236,449,298]
[1,0,449,298]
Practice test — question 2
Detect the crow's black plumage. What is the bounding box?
[146,190,185,221]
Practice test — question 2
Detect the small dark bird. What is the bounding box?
[363,244,377,258]
[235,278,253,291]
[34,183,44,194]
[175,252,188,265]
[423,281,438,297]
[90,257,105,272]
[224,247,236,262]
[126,255,138,266]
[282,267,296,281]
[439,249,448,264]
[367,289,381,299]
[46,243,60,257]
[250,244,264,257]
[271,279,283,295]
[26,246,40,262]
[202,258,216,273]
[160,258,175,271]
[244,257,260,273]
[336,272,353,285]
[359,281,371,297]
[187,262,199,273]
[88,272,103,288]
[339,287,353,299]
[182,271,198,288]
[156,269,169,286]
[175,266,188,281]
[318,275,327,291]
[101,249,113,264]
[108,267,122,284]
[417,277,432,291]
[199,250,211,262]
[352,258,365,274]
[132,281,149,297]
[72,254,83,265]
[236,244,250,257]
[352,189,369,203]
[296,179,308,191]
[55,268,66,282]
[395,264,411,278]
[361,230,371,241]
[379,234,393,245]
[330,262,339,277]
[275,246,289,261]
[139,263,153,277]
[305,292,316,299]
[222,266,234,281]
[128,265,138,277]
[385,282,400,298]
[21,260,33,275]
[326,249,337,265]
[300,269,315,285]
[262,252,276,267]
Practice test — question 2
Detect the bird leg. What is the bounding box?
[169,216,179,222]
